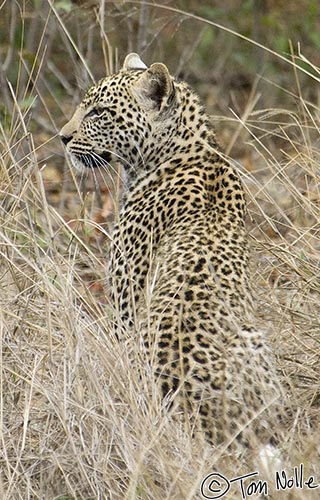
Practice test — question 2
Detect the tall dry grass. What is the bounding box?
[0,2,319,499]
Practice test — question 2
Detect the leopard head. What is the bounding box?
[60,53,178,175]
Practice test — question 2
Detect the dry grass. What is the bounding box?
[0,2,319,499]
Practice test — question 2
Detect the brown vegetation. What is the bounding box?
[0,1,319,498]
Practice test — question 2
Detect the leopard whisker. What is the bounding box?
[89,151,127,191]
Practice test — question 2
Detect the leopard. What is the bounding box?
[60,53,282,458]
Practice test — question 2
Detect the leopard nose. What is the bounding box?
[60,134,73,146]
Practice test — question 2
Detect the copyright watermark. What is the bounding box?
[200,464,319,499]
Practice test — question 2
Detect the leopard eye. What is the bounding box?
[85,107,104,119]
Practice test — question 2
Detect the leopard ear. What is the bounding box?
[133,62,174,111]
[122,53,148,71]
